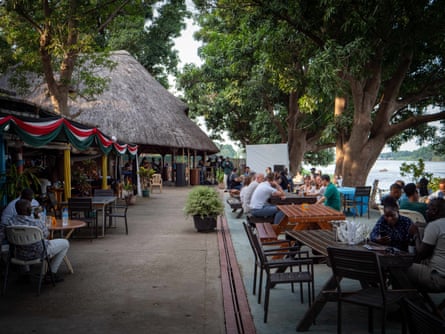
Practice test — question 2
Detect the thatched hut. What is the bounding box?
[12,50,218,157]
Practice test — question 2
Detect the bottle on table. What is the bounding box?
[62,208,69,226]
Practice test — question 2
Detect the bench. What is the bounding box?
[246,214,275,226]
[226,198,244,218]
[255,223,278,243]
[217,216,256,333]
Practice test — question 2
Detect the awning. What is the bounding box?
[0,114,138,156]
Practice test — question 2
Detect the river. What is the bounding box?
[307,160,445,191]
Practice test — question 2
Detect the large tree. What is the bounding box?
[0,0,188,115]
[186,0,445,185]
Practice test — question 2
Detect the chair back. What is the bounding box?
[354,186,372,198]
[68,197,94,218]
[327,247,385,292]
[151,174,162,185]
[399,209,426,224]
[6,226,44,246]
[94,189,114,197]
[242,222,259,261]
[403,297,445,333]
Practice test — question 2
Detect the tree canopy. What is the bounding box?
[0,0,188,115]
[179,0,445,185]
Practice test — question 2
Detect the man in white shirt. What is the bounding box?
[249,173,285,225]
[241,172,262,213]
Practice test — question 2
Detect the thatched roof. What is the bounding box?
[1,50,218,155]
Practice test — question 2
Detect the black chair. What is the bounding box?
[3,226,55,296]
[105,203,129,235]
[402,297,445,334]
[327,247,417,334]
[68,197,98,238]
[242,222,292,298]
[243,222,314,323]
[342,186,372,218]
[93,189,114,197]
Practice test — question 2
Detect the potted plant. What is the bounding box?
[184,186,224,232]
[216,168,225,189]
[0,165,41,202]
[122,180,136,205]
[138,166,156,197]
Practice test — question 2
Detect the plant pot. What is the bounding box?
[125,194,136,205]
[193,215,217,232]
[142,189,150,197]
[218,182,225,190]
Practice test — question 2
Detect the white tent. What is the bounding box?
[246,144,289,174]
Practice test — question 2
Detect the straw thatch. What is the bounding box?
[1,50,218,155]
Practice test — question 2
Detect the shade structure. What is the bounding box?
[1,50,218,156]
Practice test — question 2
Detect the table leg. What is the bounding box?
[297,274,338,331]
[63,255,74,274]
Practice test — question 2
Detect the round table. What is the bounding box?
[47,219,87,274]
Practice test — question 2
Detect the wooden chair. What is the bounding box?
[68,198,98,238]
[402,297,445,333]
[327,247,417,334]
[3,226,55,296]
[150,173,163,193]
[342,186,372,218]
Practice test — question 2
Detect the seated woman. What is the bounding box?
[229,168,242,191]
[370,196,414,251]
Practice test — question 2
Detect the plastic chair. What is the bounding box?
[150,173,163,193]
[342,186,372,218]
[3,226,55,296]
[399,209,426,224]
[402,297,445,333]
[327,247,417,334]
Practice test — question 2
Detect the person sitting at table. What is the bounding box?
[241,172,262,214]
[316,175,341,211]
[381,183,403,207]
[406,198,445,292]
[299,175,316,195]
[1,199,69,282]
[428,178,445,202]
[370,196,414,251]
[399,183,428,219]
[229,168,242,191]
[249,173,286,225]
[1,188,41,227]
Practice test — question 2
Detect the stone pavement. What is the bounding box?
[0,187,427,333]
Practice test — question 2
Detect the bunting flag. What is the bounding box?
[0,115,138,155]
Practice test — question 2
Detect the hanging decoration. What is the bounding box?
[0,115,137,155]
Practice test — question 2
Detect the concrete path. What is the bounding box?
[0,187,224,334]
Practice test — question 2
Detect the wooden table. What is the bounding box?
[269,194,317,205]
[48,219,87,274]
[285,229,415,331]
[277,204,346,231]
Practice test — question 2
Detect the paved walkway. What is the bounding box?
[0,187,224,334]
[0,187,434,333]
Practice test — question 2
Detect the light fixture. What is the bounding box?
[3,123,10,131]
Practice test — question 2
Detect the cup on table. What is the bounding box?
[45,216,52,228]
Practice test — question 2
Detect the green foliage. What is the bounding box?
[183,186,224,218]
[399,159,433,183]
[138,166,156,190]
[215,168,224,183]
[0,164,41,202]
[379,145,445,161]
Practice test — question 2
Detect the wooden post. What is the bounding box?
[101,155,108,189]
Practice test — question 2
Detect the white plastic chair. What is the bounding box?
[3,226,55,296]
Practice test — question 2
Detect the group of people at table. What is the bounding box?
[231,168,445,293]
[0,189,69,283]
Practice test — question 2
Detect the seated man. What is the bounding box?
[400,183,427,219]
[249,173,285,225]
[229,168,242,191]
[407,198,445,292]
[370,197,413,251]
[316,174,341,211]
[241,172,262,214]
[381,183,403,206]
[1,188,40,226]
[3,199,69,282]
